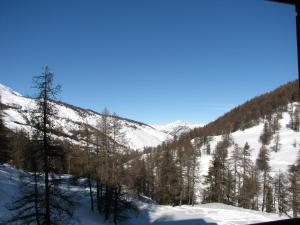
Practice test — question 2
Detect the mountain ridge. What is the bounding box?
[0,83,172,150]
[152,120,202,136]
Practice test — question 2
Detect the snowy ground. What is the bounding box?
[0,164,286,225]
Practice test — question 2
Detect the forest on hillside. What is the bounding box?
[0,69,300,224]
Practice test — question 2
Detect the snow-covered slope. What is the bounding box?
[0,83,172,150]
[0,164,286,225]
[153,120,202,136]
[193,104,300,185]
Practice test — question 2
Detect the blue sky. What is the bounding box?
[0,0,297,124]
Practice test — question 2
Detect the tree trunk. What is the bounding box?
[96,180,101,214]
[262,171,267,212]
[88,175,94,212]
[43,83,51,225]
[34,170,40,225]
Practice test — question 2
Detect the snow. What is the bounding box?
[196,110,300,173]
[128,203,284,225]
[0,83,172,151]
[1,83,299,224]
[153,120,202,136]
[192,106,300,202]
[0,164,286,225]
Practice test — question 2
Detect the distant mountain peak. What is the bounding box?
[152,120,202,136]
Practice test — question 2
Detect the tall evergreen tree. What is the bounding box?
[230,144,242,205]
[203,135,231,203]
[259,121,272,146]
[256,145,270,212]
[6,67,75,225]
[288,163,300,218]
[266,185,275,213]
[274,171,290,216]
[78,111,95,212]
[31,66,75,224]
[239,142,253,208]
[156,144,179,205]
[273,133,281,152]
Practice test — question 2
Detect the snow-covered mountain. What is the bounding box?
[153,120,202,136]
[0,83,172,150]
[193,103,300,184]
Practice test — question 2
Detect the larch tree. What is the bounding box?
[31,66,75,224]
[266,185,275,213]
[273,133,281,152]
[203,135,231,204]
[0,96,9,164]
[288,162,300,218]
[110,112,128,225]
[78,110,95,212]
[239,142,253,208]
[256,145,270,212]
[230,144,242,205]
[274,171,290,216]
[259,121,273,146]
[6,66,75,225]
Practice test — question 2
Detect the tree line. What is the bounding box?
[0,69,300,224]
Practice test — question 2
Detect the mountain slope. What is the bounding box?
[0,83,172,150]
[153,120,202,136]
[194,105,300,179]
[182,80,299,140]
[147,80,299,206]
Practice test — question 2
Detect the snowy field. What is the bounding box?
[0,164,286,225]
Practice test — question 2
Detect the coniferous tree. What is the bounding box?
[206,143,211,155]
[259,121,272,146]
[94,117,104,215]
[273,133,281,152]
[128,157,148,196]
[250,165,261,210]
[0,96,9,163]
[242,164,260,210]
[203,135,231,203]
[256,145,270,212]
[157,144,179,205]
[31,67,75,224]
[288,163,300,218]
[100,107,113,221]
[90,108,131,225]
[78,111,94,212]
[110,113,128,225]
[266,185,275,213]
[274,171,290,216]
[289,108,300,132]
[293,111,300,132]
[230,144,242,205]
[270,113,281,134]
[240,142,252,206]
[7,67,75,225]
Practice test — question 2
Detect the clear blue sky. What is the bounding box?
[0,0,297,124]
